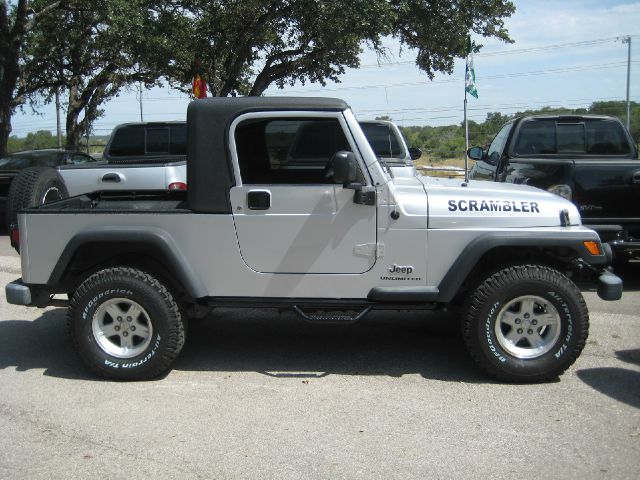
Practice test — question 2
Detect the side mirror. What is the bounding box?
[467,146,484,161]
[408,147,422,160]
[327,150,357,185]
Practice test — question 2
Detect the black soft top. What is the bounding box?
[186,97,349,213]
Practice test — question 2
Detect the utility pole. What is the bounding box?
[138,82,144,122]
[622,36,632,131]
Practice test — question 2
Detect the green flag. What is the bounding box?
[465,38,478,99]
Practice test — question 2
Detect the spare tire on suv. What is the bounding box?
[6,166,69,232]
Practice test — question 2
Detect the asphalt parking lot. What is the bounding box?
[0,235,638,479]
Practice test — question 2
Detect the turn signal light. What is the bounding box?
[168,182,188,191]
[583,241,602,256]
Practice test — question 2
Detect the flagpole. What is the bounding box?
[464,68,469,183]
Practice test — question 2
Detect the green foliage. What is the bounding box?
[25,0,159,148]
[4,0,515,155]
[398,101,639,162]
[7,130,59,152]
[143,0,515,96]
[0,1,62,156]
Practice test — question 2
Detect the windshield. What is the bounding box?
[0,151,66,170]
[359,122,407,162]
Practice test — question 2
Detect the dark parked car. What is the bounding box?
[0,149,96,229]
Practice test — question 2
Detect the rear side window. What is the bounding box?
[515,119,631,156]
[359,122,404,157]
[108,126,145,156]
[586,120,631,155]
[514,120,556,155]
[108,124,186,157]
[235,117,352,184]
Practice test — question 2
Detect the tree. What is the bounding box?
[144,0,515,97]
[24,0,158,149]
[0,0,61,156]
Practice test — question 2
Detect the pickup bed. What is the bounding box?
[6,97,623,382]
[468,115,640,260]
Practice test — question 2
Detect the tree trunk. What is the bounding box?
[0,101,11,157]
[0,60,20,156]
[65,101,83,150]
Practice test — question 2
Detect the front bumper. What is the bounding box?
[597,270,623,301]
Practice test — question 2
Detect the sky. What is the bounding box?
[9,0,640,138]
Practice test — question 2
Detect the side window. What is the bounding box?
[235,117,352,184]
[514,120,556,155]
[487,122,512,163]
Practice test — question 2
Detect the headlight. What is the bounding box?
[548,184,572,200]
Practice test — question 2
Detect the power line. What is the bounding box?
[358,35,640,68]
[269,61,637,94]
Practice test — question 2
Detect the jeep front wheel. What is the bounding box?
[68,267,185,380]
[462,265,589,383]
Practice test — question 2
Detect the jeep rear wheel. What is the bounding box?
[68,267,185,380]
[462,265,589,383]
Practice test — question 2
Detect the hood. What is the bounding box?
[403,175,582,229]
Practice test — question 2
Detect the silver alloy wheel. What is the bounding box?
[92,298,153,359]
[41,186,63,204]
[495,295,561,359]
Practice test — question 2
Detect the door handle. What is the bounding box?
[632,171,640,184]
[247,190,271,210]
[102,173,122,183]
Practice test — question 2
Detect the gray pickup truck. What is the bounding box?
[6,97,622,382]
[58,121,188,195]
[5,123,187,231]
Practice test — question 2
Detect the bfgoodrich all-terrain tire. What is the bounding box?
[68,267,186,380]
[6,166,68,230]
[462,265,589,383]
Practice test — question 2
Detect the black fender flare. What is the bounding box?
[435,231,608,303]
[47,226,208,299]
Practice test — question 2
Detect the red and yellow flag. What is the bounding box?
[192,73,208,99]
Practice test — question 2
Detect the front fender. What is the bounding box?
[436,230,608,303]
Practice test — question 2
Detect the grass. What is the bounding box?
[414,156,476,178]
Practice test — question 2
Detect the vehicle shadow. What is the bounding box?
[175,308,491,383]
[0,309,96,380]
[0,307,493,383]
[576,349,640,410]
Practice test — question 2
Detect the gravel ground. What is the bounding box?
[0,239,638,480]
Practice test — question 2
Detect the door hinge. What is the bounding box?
[354,243,385,258]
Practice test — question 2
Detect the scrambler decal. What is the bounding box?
[448,199,540,213]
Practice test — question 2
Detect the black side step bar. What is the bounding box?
[292,305,372,324]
